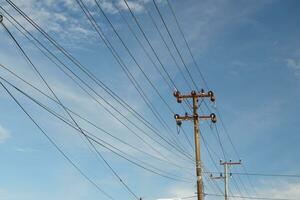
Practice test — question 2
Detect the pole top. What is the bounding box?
[0,15,3,23]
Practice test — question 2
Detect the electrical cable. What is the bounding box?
[151,0,200,91]
[0,63,195,176]
[1,7,193,164]
[75,0,194,161]
[0,81,115,200]
[1,20,140,199]
[93,0,191,156]
[0,76,194,183]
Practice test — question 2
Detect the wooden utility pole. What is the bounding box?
[174,90,216,200]
[210,160,242,200]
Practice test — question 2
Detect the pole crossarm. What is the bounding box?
[173,90,215,103]
[210,160,243,200]
[173,89,217,200]
[210,174,225,180]
[174,113,215,122]
[221,160,242,166]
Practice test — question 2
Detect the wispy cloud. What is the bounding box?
[117,0,146,13]
[256,180,300,199]
[0,125,10,143]
[286,58,300,76]
[1,0,161,50]
[154,183,195,200]
[1,0,95,46]
[15,147,39,153]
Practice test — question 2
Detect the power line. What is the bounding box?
[1,19,140,199]
[0,81,115,200]
[1,1,274,198]
[123,0,193,92]
[4,71,187,172]
[1,4,194,164]
[0,63,194,178]
[206,171,300,178]
[116,0,194,152]
[0,76,193,183]
[151,0,199,91]
[213,124,249,197]
[112,1,174,92]
[93,0,191,156]
[162,0,258,195]
[165,0,209,89]
[74,0,194,161]
[181,193,295,200]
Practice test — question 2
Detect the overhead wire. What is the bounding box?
[93,0,191,156]
[151,0,200,91]
[1,20,140,199]
[0,81,115,200]
[1,3,194,164]
[162,0,257,195]
[0,62,195,176]
[163,1,254,192]
[181,193,295,200]
[140,4,231,194]
[205,171,300,178]
[0,2,175,156]
[146,8,193,93]
[165,0,209,89]
[0,75,194,183]
[123,0,193,92]
[74,0,194,161]
[1,0,260,196]
[112,0,194,153]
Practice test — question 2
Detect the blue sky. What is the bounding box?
[0,0,300,199]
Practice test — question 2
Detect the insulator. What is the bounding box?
[191,90,196,96]
[173,90,180,97]
[210,96,216,102]
[210,113,217,123]
[174,114,180,119]
[201,88,205,94]
[176,120,182,127]
[208,91,216,102]
[177,98,182,103]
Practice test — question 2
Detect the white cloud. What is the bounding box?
[15,147,38,153]
[256,180,300,199]
[0,188,12,200]
[155,183,195,200]
[117,0,146,13]
[157,199,181,200]
[286,58,300,76]
[100,1,119,14]
[0,125,10,143]
[168,0,275,57]
[1,0,159,49]
[1,0,96,46]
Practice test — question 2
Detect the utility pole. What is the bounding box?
[173,89,216,200]
[210,160,242,200]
